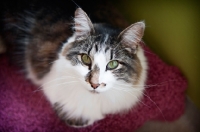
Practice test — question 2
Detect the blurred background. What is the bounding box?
[112,0,200,108]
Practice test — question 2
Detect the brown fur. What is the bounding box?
[0,36,6,54]
[27,20,72,79]
[86,65,100,88]
[133,54,143,85]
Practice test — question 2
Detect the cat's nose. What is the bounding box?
[91,83,100,89]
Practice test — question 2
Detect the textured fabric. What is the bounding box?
[0,45,187,132]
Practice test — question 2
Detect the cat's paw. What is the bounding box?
[65,118,89,127]
[54,102,91,127]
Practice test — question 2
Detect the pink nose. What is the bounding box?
[91,83,100,89]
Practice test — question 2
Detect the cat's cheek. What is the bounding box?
[69,65,94,91]
[99,71,115,83]
[97,71,116,92]
[74,65,89,77]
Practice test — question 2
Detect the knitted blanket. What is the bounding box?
[0,45,187,132]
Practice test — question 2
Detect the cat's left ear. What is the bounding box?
[74,8,95,38]
[118,21,145,53]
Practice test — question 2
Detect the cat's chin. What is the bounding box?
[89,90,100,94]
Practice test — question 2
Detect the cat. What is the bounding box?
[0,0,147,127]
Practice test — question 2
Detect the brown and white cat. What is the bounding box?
[0,1,147,127]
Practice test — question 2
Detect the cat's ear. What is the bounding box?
[118,21,145,53]
[74,8,95,38]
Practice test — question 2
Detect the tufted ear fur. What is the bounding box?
[118,21,145,53]
[74,8,95,38]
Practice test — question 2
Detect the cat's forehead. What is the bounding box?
[75,34,116,54]
[93,52,108,69]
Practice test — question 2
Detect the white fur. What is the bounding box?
[26,35,148,126]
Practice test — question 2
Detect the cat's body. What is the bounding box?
[0,0,147,127]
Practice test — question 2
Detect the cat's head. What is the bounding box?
[58,8,147,94]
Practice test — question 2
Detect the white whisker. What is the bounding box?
[33,88,44,93]
[142,49,156,55]
[132,88,166,121]
[47,81,79,89]
[112,86,166,120]
[34,76,82,93]
[112,87,148,107]
[116,79,176,89]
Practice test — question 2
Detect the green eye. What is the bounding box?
[81,54,91,65]
[107,60,119,70]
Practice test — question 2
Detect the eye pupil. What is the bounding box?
[107,60,119,70]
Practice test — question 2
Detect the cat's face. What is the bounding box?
[53,8,146,95]
[61,35,142,94]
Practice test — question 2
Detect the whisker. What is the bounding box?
[132,88,166,121]
[34,76,82,93]
[113,86,166,120]
[143,49,156,55]
[46,81,79,89]
[115,83,132,87]
[143,92,166,121]
[137,79,177,89]
[112,87,148,107]
[35,93,46,108]
[116,79,176,89]
[115,83,147,89]
[33,88,44,93]
[29,87,47,108]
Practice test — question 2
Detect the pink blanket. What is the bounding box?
[0,45,187,132]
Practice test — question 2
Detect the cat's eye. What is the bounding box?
[107,60,119,70]
[81,54,91,65]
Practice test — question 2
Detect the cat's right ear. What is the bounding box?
[74,8,95,38]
